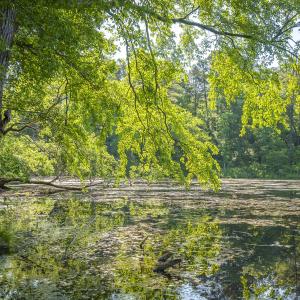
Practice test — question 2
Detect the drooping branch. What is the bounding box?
[144,17,173,142]
[15,40,100,90]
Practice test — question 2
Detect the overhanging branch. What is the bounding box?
[122,3,253,39]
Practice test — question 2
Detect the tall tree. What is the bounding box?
[0,1,299,188]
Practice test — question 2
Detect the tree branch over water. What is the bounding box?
[0,177,106,191]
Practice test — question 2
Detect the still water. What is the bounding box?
[0,179,299,299]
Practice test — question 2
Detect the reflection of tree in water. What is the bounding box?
[0,198,128,299]
[220,222,299,299]
[0,198,222,299]
[113,216,222,299]
[0,195,299,299]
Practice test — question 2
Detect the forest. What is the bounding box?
[0,1,299,299]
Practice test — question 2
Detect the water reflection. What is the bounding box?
[112,216,221,299]
[0,181,299,299]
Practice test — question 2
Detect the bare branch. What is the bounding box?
[123,3,253,39]
[3,122,37,134]
[0,177,106,191]
[271,13,299,41]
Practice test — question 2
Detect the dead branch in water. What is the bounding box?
[0,177,108,191]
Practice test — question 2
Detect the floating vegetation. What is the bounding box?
[0,179,299,299]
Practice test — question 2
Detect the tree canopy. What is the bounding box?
[0,0,299,189]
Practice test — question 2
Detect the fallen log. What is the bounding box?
[0,177,106,191]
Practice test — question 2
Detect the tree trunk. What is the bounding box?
[0,7,16,134]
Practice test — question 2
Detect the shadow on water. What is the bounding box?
[0,180,299,299]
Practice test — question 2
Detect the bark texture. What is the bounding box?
[0,7,16,133]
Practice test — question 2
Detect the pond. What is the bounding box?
[0,179,299,299]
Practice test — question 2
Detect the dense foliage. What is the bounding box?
[0,1,299,188]
[177,61,300,178]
